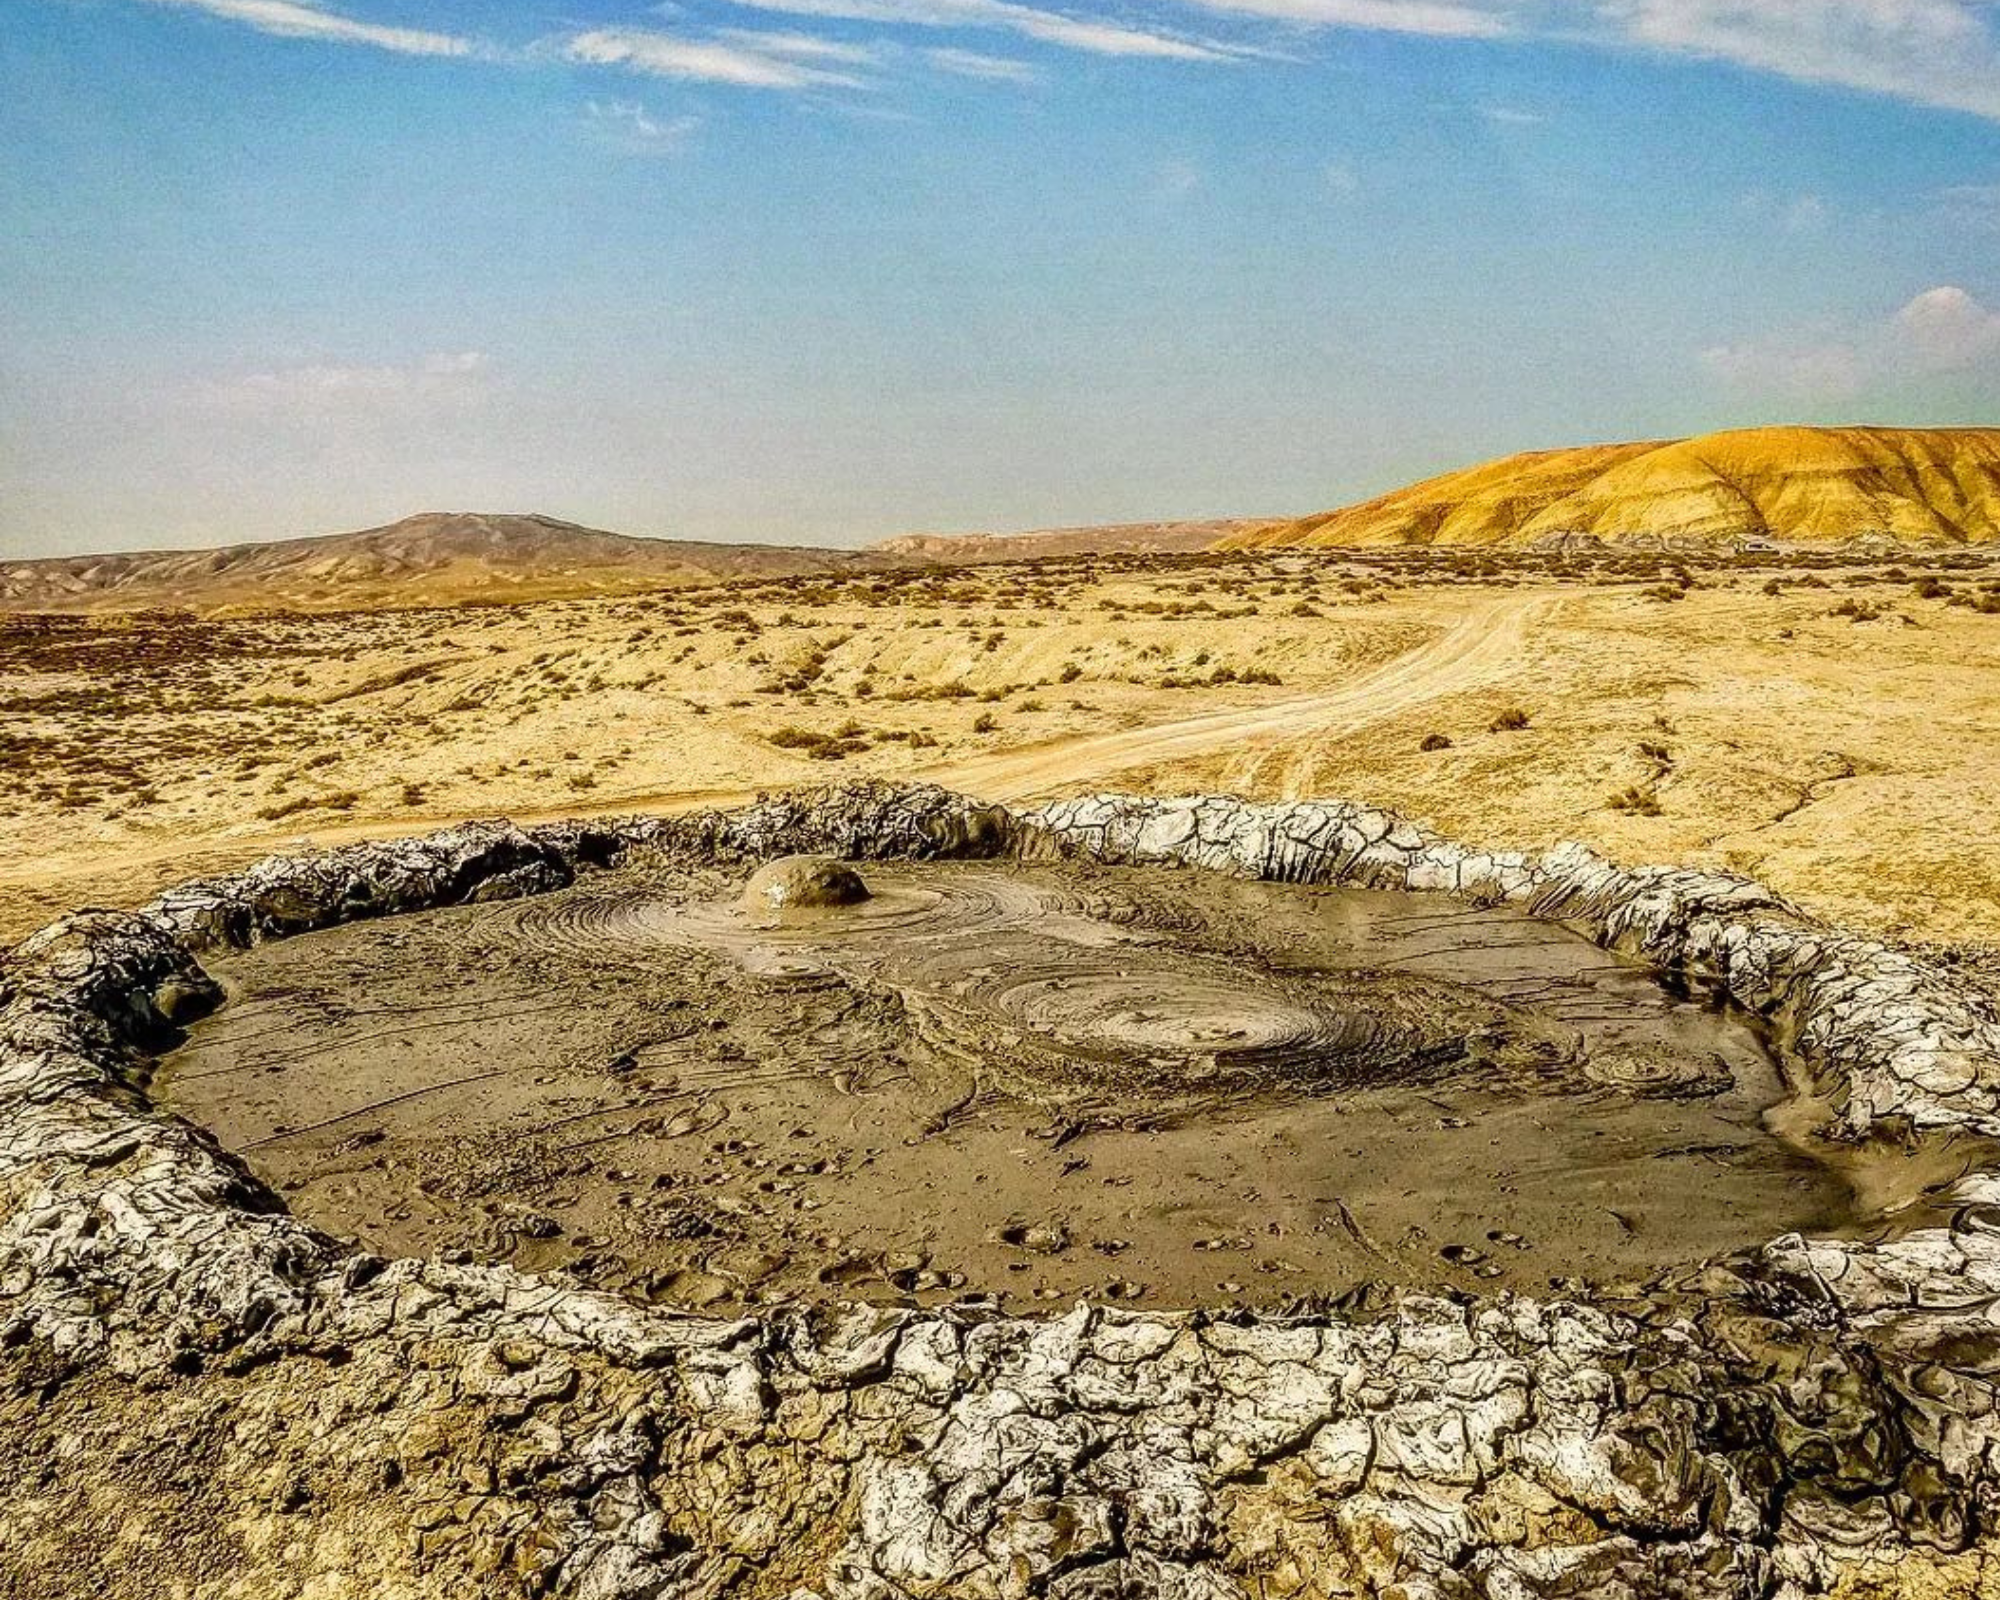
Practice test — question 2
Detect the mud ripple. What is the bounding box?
[506,866,1140,972]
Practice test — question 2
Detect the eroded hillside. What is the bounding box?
[1229,426,2000,549]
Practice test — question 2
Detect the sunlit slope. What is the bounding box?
[1226,427,2000,548]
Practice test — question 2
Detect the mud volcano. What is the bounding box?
[8,784,2000,1600]
[161,844,1889,1311]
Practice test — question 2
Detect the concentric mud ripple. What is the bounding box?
[890,945,1437,1105]
[502,863,1659,1110]
[1580,1041,1733,1098]
[505,866,1142,972]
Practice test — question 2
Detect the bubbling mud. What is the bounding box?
[159,854,1889,1313]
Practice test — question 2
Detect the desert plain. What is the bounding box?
[7,543,1998,956]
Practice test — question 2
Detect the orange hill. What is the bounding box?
[1224,426,2000,549]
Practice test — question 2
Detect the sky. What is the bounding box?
[3,0,1999,557]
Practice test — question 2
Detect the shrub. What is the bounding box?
[972,712,999,734]
[1489,707,1531,732]
[1420,732,1452,752]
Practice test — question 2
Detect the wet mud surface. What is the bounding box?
[160,856,1911,1312]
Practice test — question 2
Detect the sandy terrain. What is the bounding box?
[4,546,1999,953]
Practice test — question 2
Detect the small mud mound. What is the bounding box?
[741,855,870,915]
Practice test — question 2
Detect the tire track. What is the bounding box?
[923,592,1555,802]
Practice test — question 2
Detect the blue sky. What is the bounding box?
[3,0,1998,555]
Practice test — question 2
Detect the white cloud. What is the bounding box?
[585,100,702,154]
[1482,104,1546,124]
[144,0,471,56]
[723,0,1239,60]
[1597,0,2000,122]
[924,45,1042,81]
[196,352,492,410]
[1702,284,2000,398]
[564,27,870,88]
[1324,159,1361,195]
[1893,284,2000,371]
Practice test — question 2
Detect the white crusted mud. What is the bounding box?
[3,783,1998,1599]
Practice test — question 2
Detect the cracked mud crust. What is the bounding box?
[4,782,2000,1599]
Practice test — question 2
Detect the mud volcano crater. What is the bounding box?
[160,837,1899,1312]
[10,784,2000,1599]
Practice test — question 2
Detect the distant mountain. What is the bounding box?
[0,509,1293,615]
[0,512,900,614]
[16,425,1992,617]
[1223,426,2000,550]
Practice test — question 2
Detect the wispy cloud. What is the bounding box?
[585,100,702,154]
[924,45,1042,81]
[1183,0,2000,120]
[1702,284,2000,399]
[143,0,471,55]
[723,0,1240,60]
[565,26,871,88]
[1933,183,2000,231]
[118,0,2000,122]
[1596,0,2000,122]
[715,26,882,64]
[1178,0,1506,39]
[194,351,493,410]
[1700,337,1865,400]
[1737,189,1832,233]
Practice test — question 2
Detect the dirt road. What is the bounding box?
[924,592,1554,802]
[2,592,1552,937]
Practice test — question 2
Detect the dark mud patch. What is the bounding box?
[157,857,1942,1312]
